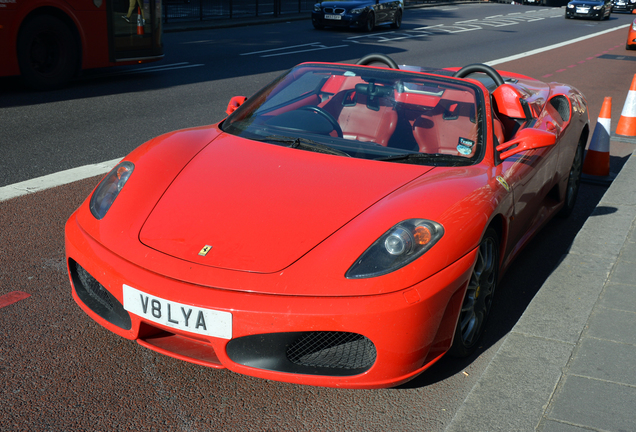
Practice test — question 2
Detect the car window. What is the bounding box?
[223,64,485,166]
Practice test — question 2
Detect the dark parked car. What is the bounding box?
[312,0,403,31]
[565,0,612,19]
[612,0,635,12]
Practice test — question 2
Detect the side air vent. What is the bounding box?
[550,95,571,123]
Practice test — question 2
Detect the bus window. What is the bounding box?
[109,0,163,61]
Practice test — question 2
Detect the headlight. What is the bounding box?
[314,3,322,11]
[350,7,365,13]
[346,219,444,279]
[593,5,602,8]
[567,4,574,7]
[89,161,134,220]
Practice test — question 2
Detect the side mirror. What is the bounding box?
[496,128,557,160]
[492,84,530,119]
[226,96,247,116]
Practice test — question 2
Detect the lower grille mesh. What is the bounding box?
[286,332,376,370]
[69,260,131,330]
[76,264,114,310]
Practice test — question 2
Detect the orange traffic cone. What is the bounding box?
[616,74,636,136]
[582,96,615,185]
[137,7,144,36]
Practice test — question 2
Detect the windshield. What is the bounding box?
[222,64,485,166]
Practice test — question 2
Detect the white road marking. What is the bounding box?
[111,63,204,75]
[485,24,630,66]
[241,42,349,57]
[0,158,121,202]
[1,25,629,202]
[261,44,349,57]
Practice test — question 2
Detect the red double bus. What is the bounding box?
[0,0,163,89]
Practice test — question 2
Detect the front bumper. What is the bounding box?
[612,3,634,11]
[565,7,606,18]
[311,12,367,28]
[65,213,477,389]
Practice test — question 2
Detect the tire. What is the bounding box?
[449,228,499,358]
[17,15,79,90]
[391,10,402,29]
[364,12,375,32]
[558,139,584,218]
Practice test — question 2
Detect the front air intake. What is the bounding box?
[287,332,376,370]
[226,331,377,376]
[69,260,131,330]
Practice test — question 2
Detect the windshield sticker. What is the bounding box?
[457,138,474,155]
[344,71,356,77]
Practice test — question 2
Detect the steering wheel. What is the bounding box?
[452,64,504,87]
[298,106,343,138]
[356,53,399,70]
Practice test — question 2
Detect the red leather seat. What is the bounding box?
[336,90,398,147]
[413,100,478,156]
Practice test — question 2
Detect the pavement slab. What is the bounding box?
[545,374,636,432]
[445,333,574,432]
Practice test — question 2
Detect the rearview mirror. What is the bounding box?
[496,128,557,160]
[226,96,247,116]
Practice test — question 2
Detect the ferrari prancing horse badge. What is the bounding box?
[198,245,212,256]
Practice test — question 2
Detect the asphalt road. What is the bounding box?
[1,2,634,186]
[1,4,636,430]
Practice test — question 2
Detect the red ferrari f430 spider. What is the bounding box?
[66,54,589,389]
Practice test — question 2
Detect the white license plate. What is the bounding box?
[576,7,589,12]
[123,285,232,339]
[325,14,342,20]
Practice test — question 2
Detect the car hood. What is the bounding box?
[139,133,430,273]
[318,0,373,8]
[568,0,604,5]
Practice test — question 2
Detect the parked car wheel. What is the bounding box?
[364,11,375,32]
[449,228,499,357]
[558,138,584,218]
[391,10,402,29]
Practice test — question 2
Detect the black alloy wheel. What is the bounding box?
[391,10,402,29]
[558,139,585,218]
[449,228,499,357]
[365,11,375,32]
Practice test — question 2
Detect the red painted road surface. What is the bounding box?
[0,292,30,309]
[1,24,635,431]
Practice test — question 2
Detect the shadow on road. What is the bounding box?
[399,154,631,389]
